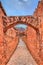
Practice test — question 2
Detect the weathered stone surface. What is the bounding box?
[7,38,37,65]
[0,0,43,65]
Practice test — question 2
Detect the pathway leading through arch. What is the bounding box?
[7,38,38,65]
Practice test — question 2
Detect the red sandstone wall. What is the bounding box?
[26,26,42,65]
[34,1,43,16]
[0,17,19,65]
[4,28,18,65]
[0,1,43,65]
[26,1,43,65]
[33,1,43,65]
[0,7,5,16]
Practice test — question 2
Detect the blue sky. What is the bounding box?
[0,0,39,16]
[0,0,39,28]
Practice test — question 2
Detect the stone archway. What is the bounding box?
[1,16,42,65]
[3,16,38,33]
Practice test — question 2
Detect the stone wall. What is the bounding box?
[0,0,43,65]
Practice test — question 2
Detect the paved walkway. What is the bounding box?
[7,38,38,65]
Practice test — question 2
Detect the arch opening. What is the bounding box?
[3,16,38,33]
[14,24,28,31]
[4,21,38,33]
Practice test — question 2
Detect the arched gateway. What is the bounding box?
[3,16,39,33]
[0,0,43,65]
[2,16,42,65]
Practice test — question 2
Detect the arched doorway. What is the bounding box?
[2,16,41,65]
